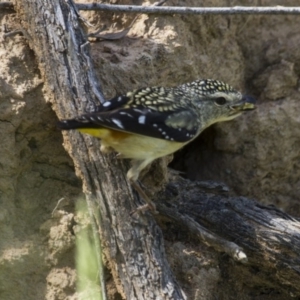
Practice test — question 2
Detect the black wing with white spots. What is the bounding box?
[59,85,203,142]
[94,85,187,113]
[60,105,199,142]
[93,95,131,112]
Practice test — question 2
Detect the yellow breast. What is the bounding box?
[77,127,184,160]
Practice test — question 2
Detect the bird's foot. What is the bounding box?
[130,180,159,215]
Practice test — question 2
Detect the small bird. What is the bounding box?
[58,79,255,212]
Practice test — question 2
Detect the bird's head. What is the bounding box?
[183,79,256,128]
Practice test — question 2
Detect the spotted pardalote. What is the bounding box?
[58,79,256,211]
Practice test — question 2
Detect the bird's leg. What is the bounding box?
[130,180,158,215]
[126,159,159,215]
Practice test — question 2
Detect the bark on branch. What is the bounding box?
[155,177,300,298]
[5,3,300,15]
[76,4,300,15]
[14,0,186,299]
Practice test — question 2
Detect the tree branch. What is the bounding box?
[13,0,186,298]
[76,3,300,15]
[0,2,12,9]
[5,3,300,15]
[154,176,300,298]
[158,202,248,263]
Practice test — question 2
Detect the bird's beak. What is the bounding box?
[230,95,256,111]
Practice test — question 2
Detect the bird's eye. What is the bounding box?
[215,97,227,106]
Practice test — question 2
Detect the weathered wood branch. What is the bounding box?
[0,2,14,11]
[5,3,300,15]
[13,0,186,299]
[76,3,300,15]
[155,177,300,298]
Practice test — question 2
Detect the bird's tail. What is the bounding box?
[57,118,109,138]
[57,119,98,130]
